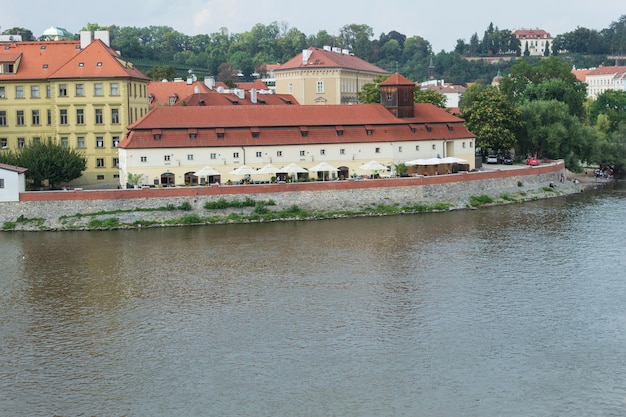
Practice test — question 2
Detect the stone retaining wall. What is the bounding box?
[1,162,569,231]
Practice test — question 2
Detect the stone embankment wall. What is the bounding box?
[1,162,571,231]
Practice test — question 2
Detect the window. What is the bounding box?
[340,148,345,155]
[59,109,68,125]
[164,155,171,162]
[233,152,240,159]
[94,83,103,96]
[31,85,39,98]
[140,156,147,162]
[0,111,6,126]
[462,142,466,148]
[0,178,4,188]
[0,138,7,148]
[97,175,105,180]
[32,137,40,144]
[210,153,217,160]
[187,154,194,160]
[398,146,403,153]
[15,86,24,98]
[76,83,84,97]
[288,83,293,94]
[111,108,119,124]
[76,109,84,124]
[300,150,306,157]
[316,81,324,93]
[255,151,262,158]
[77,136,85,148]
[320,149,326,155]
[16,110,24,126]
[29,110,39,125]
[60,137,69,147]
[153,134,161,141]
[469,142,473,148]
[47,109,51,125]
[46,85,51,98]
[375,147,380,154]
[110,83,119,96]
[96,158,105,168]
[112,136,119,147]
[113,157,119,167]
[96,137,104,148]
[188,133,197,140]
[276,151,282,157]
[95,108,103,124]
[59,84,67,97]
[17,138,25,148]
[432,144,436,150]
[0,86,5,98]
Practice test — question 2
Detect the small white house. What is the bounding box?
[0,163,28,202]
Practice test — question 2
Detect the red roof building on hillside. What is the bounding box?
[512,29,553,56]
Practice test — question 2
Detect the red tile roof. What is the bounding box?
[121,104,474,149]
[0,39,149,82]
[180,92,298,106]
[148,80,212,107]
[0,163,28,173]
[379,73,415,86]
[277,47,389,74]
[0,41,81,81]
[513,29,552,39]
[236,79,269,90]
[49,39,149,80]
[586,66,626,76]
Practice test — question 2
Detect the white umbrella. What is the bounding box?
[230,165,257,176]
[254,163,279,175]
[405,158,441,166]
[358,160,388,171]
[279,163,308,174]
[309,162,338,172]
[440,157,468,164]
[193,166,221,176]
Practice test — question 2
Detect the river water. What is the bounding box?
[1,184,625,417]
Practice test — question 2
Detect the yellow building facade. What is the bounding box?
[0,33,150,187]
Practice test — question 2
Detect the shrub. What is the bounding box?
[469,194,494,207]
[177,201,193,211]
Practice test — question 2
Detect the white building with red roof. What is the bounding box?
[578,66,626,99]
[119,74,475,187]
[0,163,28,202]
[513,29,553,56]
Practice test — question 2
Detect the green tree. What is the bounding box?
[460,85,521,153]
[14,142,87,189]
[357,75,389,103]
[414,89,446,108]
[589,90,626,133]
[593,122,626,178]
[2,27,35,41]
[144,65,180,81]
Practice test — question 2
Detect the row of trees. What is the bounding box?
[459,57,626,177]
[4,16,625,85]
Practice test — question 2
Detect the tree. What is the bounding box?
[414,89,446,108]
[589,90,626,133]
[593,122,626,178]
[2,27,34,41]
[357,75,389,103]
[144,65,180,81]
[14,142,87,189]
[460,85,521,153]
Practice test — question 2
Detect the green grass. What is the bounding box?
[204,197,275,210]
[87,217,121,229]
[469,194,495,207]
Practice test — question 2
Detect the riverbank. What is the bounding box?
[0,162,607,232]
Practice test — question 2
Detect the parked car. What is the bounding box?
[486,155,498,164]
[501,155,513,165]
[526,157,539,166]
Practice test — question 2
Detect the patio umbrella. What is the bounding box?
[279,163,308,174]
[440,157,467,164]
[230,165,257,176]
[405,158,441,166]
[254,163,279,175]
[358,160,388,171]
[309,162,338,172]
[192,166,221,176]
[279,163,308,182]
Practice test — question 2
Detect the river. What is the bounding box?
[1,183,625,417]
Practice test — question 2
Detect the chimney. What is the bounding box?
[194,85,200,94]
[80,31,92,49]
[251,89,257,104]
[94,30,110,47]
[204,77,215,90]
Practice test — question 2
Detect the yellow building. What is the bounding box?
[274,46,389,105]
[0,31,150,187]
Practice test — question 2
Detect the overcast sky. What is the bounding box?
[2,0,623,52]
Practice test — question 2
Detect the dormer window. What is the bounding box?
[425,124,432,132]
[336,126,344,136]
[148,94,155,104]
[251,127,260,138]
[152,129,162,141]
[188,129,197,140]
[169,94,178,105]
[299,126,308,137]
[40,45,46,50]
[365,125,373,136]
[78,62,84,67]
[96,62,102,67]
[216,128,225,139]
